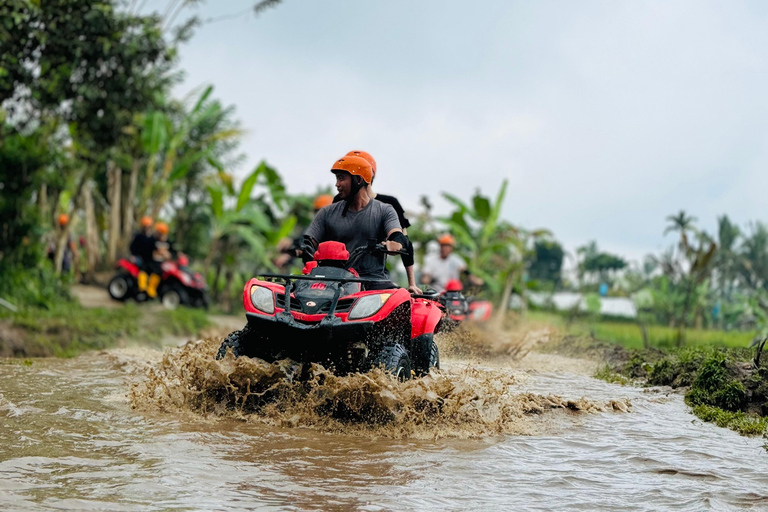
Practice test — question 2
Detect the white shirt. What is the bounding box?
[422,253,466,292]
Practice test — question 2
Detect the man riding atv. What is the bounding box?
[129,216,157,297]
[216,155,442,379]
[420,234,483,292]
[303,155,420,293]
[332,150,421,294]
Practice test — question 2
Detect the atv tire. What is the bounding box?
[411,333,440,376]
[372,343,412,381]
[216,326,251,359]
[160,283,188,310]
[108,274,132,301]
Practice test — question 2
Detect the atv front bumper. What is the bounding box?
[245,312,375,365]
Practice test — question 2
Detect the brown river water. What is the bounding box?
[2,331,768,511]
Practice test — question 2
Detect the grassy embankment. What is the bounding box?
[0,302,210,358]
[531,311,768,436]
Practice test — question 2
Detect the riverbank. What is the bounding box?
[539,324,768,437]
[0,294,211,358]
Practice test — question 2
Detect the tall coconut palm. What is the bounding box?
[664,210,698,252]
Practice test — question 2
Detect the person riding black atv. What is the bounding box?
[216,241,444,379]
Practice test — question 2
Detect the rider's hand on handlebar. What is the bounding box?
[383,240,403,253]
[408,284,423,295]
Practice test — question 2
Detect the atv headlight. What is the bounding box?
[250,285,275,314]
[348,293,391,320]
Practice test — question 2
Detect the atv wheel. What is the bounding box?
[372,344,412,381]
[412,333,440,376]
[108,274,132,301]
[216,327,247,359]
[160,284,188,310]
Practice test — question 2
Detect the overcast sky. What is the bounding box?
[144,0,768,263]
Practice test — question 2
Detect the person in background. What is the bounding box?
[146,221,171,299]
[334,150,420,293]
[420,234,483,292]
[48,213,78,275]
[129,216,156,294]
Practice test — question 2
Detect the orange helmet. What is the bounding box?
[58,213,69,227]
[331,155,373,184]
[140,216,153,228]
[438,234,455,246]
[154,222,169,235]
[313,194,333,210]
[346,150,376,178]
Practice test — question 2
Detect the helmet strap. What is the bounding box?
[342,175,366,217]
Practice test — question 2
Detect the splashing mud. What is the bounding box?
[130,338,628,439]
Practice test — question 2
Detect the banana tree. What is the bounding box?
[138,86,243,220]
[439,179,550,318]
[204,161,296,308]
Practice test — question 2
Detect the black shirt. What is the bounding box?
[130,232,157,263]
[333,193,410,229]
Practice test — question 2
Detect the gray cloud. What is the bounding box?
[149,0,768,260]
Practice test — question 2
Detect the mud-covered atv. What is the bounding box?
[216,241,444,379]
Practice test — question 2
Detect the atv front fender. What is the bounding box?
[411,298,444,338]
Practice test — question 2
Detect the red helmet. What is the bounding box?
[58,213,69,227]
[445,279,463,292]
[314,241,349,262]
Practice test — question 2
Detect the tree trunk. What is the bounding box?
[223,267,234,313]
[82,182,100,279]
[106,162,122,265]
[639,321,649,349]
[38,184,48,221]
[494,271,515,327]
[54,174,87,274]
[123,159,140,249]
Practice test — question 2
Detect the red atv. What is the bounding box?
[216,241,444,379]
[438,279,494,328]
[108,254,209,309]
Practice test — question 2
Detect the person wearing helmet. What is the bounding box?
[144,221,172,299]
[129,216,157,294]
[48,213,78,274]
[304,156,419,292]
[421,234,483,292]
[333,150,420,293]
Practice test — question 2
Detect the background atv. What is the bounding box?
[435,279,493,330]
[107,254,209,309]
[216,241,444,379]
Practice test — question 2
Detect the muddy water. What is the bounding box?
[2,347,768,511]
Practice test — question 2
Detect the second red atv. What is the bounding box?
[216,241,444,379]
[108,254,209,309]
[438,279,494,329]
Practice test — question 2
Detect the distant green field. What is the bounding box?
[527,311,755,350]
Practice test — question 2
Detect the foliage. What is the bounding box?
[528,239,564,286]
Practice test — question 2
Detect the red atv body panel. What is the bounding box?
[116,258,140,277]
[411,298,444,338]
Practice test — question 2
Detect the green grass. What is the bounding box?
[691,404,768,436]
[526,311,754,350]
[594,364,632,385]
[3,303,210,358]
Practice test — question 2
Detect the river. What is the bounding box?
[2,335,768,511]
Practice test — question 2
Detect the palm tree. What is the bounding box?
[664,210,698,252]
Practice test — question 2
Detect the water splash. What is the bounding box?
[130,338,629,439]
